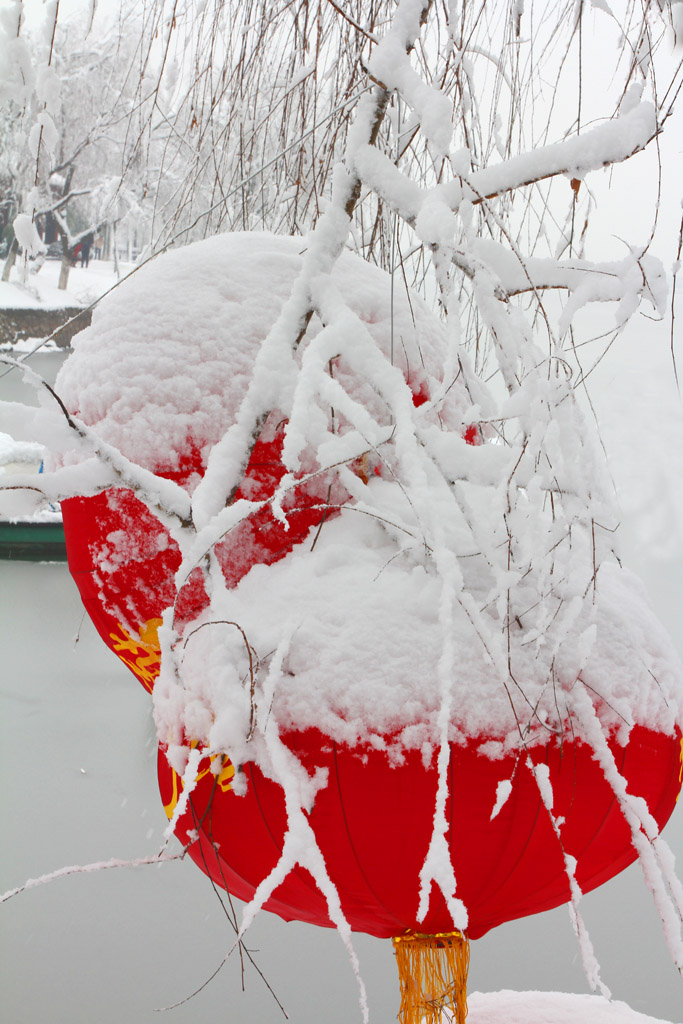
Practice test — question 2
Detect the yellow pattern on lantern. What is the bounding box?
[163,750,235,819]
[109,618,163,692]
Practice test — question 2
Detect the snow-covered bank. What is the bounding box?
[0,257,134,311]
[0,351,69,522]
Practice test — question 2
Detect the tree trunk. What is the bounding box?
[55,166,76,289]
[58,245,72,290]
[113,223,120,278]
[1,237,18,283]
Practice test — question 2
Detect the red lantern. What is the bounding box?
[58,233,683,1024]
[63,425,683,1023]
[62,441,683,944]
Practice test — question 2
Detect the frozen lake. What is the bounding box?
[0,348,69,405]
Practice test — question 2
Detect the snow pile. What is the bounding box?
[56,233,461,480]
[0,431,62,522]
[467,991,680,1024]
[0,430,45,467]
[173,511,682,756]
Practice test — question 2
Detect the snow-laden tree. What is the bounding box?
[2,0,683,1018]
[0,1,162,287]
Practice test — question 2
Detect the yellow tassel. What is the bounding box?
[392,931,470,1024]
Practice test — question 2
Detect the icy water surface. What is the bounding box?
[0,348,69,404]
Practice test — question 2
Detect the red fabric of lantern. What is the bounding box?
[158,725,683,940]
[62,412,345,689]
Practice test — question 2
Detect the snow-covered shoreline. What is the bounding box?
[0,257,134,312]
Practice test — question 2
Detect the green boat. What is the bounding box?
[0,519,67,561]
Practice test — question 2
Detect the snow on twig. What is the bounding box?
[0,851,186,905]
[349,103,660,235]
[572,684,683,975]
[525,756,610,998]
[460,102,659,205]
[417,548,469,932]
[0,356,192,531]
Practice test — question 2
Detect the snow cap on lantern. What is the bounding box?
[56,232,461,482]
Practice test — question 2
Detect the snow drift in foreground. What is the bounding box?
[467,991,680,1024]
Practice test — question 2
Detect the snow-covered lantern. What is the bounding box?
[57,233,683,1024]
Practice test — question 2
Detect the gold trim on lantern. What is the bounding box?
[392,930,470,1024]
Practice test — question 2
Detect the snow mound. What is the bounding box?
[56,232,463,482]
[186,512,683,753]
[467,991,680,1024]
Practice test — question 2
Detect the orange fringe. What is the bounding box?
[392,931,470,1024]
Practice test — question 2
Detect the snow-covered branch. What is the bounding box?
[0,359,192,530]
[461,102,659,205]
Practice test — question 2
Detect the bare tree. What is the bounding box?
[0,3,158,286]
